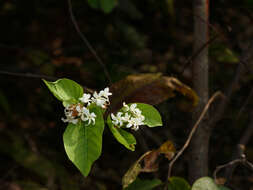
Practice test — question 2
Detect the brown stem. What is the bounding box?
[167,92,223,180]
[189,0,209,183]
[214,144,253,183]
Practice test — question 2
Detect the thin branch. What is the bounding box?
[167,91,224,180]
[214,158,245,182]
[0,70,94,93]
[0,70,57,81]
[214,144,253,182]
[224,112,253,183]
[67,0,112,85]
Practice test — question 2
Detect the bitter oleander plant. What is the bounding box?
[43,78,162,177]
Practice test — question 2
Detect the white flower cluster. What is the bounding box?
[111,103,145,131]
[62,87,112,125]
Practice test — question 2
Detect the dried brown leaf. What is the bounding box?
[122,151,152,188]
[158,140,176,160]
[109,73,198,112]
[142,150,160,172]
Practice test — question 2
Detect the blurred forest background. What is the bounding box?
[0,0,253,189]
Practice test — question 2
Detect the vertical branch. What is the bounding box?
[189,0,209,183]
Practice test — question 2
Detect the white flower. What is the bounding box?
[122,112,131,122]
[129,103,137,112]
[99,87,112,100]
[111,112,124,127]
[90,88,111,109]
[76,104,82,116]
[79,93,92,105]
[92,91,108,108]
[62,105,79,124]
[126,117,144,130]
[129,103,140,115]
[81,107,96,125]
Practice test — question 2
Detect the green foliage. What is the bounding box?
[192,177,219,190]
[107,116,136,151]
[124,178,162,190]
[63,104,104,176]
[167,177,191,190]
[135,103,163,127]
[87,0,117,13]
[43,78,83,106]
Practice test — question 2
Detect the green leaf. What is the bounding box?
[218,186,231,190]
[192,177,219,190]
[167,177,191,190]
[43,78,83,106]
[124,178,162,190]
[107,116,136,151]
[63,105,104,177]
[135,103,162,127]
[101,0,117,13]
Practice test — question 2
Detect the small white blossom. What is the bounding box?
[129,103,137,112]
[92,91,108,108]
[79,93,92,105]
[90,88,112,109]
[111,112,124,127]
[61,105,79,124]
[81,107,96,125]
[76,104,82,116]
[126,117,144,130]
[129,104,142,116]
[122,112,131,122]
[99,87,112,100]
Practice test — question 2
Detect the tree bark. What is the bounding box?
[189,0,209,183]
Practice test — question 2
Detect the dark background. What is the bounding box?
[0,0,253,189]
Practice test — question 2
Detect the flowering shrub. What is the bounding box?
[43,78,162,177]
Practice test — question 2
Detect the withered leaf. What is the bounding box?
[122,151,153,188]
[158,140,176,160]
[109,73,198,112]
[142,150,159,172]
[122,140,176,188]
